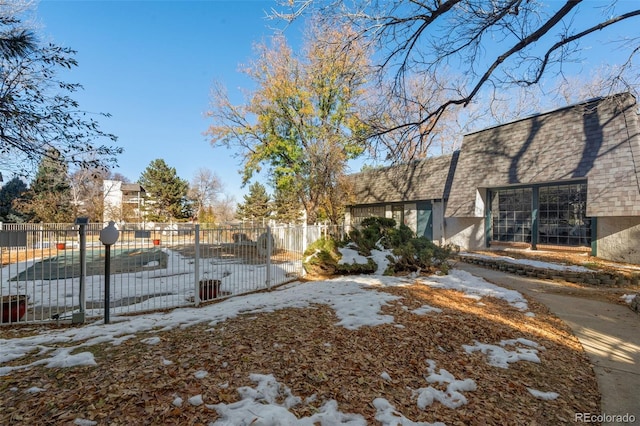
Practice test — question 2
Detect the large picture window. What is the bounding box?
[491,188,532,243]
[490,182,590,248]
[538,183,590,246]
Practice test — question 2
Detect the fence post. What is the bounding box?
[194,224,200,307]
[302,221,308,254]
[266,225,272,290]
[75,222,87,323]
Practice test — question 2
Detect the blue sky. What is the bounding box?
[30,1,639,201]
[34,0,301,200]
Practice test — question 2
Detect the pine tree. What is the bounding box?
[0,177,28,222]
[272,186,302,224]
[139,159,191,222]
[235,182,272,224]
[15,149,74,222]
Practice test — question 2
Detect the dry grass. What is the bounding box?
[0,278,599,425]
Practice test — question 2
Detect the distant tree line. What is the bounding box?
[0,155,307,225]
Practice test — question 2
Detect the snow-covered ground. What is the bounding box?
[2,246,635,424]
[0,247,302,319]
[2,263,554,426]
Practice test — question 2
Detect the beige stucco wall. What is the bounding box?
[444,217,486,251]
[596,217,640,264]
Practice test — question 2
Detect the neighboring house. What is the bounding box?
[346,92,640,264]
[103,180,146,223]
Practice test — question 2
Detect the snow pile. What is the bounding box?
[462,338,544,369]
[414,359,477,409]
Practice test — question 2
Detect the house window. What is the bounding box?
[491,188,532,243]
[538,183,590,246]
[391,205,404,228]
[489,181,590,248]
[351,206,386,228]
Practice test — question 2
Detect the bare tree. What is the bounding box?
[212,193,236,225]
[189,168,223,222]
[271,0,640,163]
[366,73,489,160]
[69,168,130,222]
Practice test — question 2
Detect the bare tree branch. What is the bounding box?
[269,0,640,164]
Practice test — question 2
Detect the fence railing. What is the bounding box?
[0,222,343,325]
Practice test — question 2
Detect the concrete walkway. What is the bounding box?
[457,263,640,425]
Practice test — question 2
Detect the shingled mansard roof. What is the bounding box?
[349,153,456,205]
[446,92,640,217]
[348,93,640,217]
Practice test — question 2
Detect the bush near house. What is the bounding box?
[303,217,457,277]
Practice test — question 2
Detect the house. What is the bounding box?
[103,180,146,223]
[346,92,640,264]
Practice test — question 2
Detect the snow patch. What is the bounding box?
[461,252,592,272]
[188,394,204,406]
[141,336,161,345]
[417,269,528,310]
[194,370,208,379]
[74,419,97,426]
[463,338,544,369]
[527,388,559,400]
[374,398,445,426]
[208,374,366,425]
[411,305,443,315]
[413,360,476,410]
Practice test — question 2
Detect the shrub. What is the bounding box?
[335,257,378,275]
[304,217,457,277]
[387,224,415,248]
[388,238,457,275]
[347,217,397,254]
[303,237,340,276]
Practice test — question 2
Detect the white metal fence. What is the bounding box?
[0,222,342,325]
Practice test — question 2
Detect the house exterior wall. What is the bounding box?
[103,180,146,223]
[103,180,123,222]
[346,93,640,264]
[596,217,640,264]
[445,93,640,218]
[443,217,486,250]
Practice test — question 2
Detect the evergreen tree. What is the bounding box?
[14,149,74,222]
[0,177,28,222]
[139,159,191,222]
[0,7,121,176]
[272,186,302,224]
[236,182,272,224]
